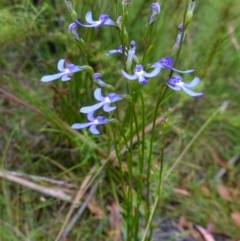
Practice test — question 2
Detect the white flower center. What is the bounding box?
[104,97,111,104]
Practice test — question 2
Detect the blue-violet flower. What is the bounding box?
[71,112,114,134]
[74,11,115,28]
[149,2,161,25]
[80,88,122,113]
[121,64,160,85]
[68,22,80,40]
[106,45,125,56]
[152,57,193,73]
[173,23,185,50]
[166,75,203,97]
[41,59,82,82]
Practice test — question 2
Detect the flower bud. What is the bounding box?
[149,2,161,25]
[186,0,195,25]
[68,22,80,40]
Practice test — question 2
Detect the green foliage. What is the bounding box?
[0,0,240,240]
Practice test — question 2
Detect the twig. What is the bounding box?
[215,154,240,179]
[0,88,42,115]
[7,171,76,189]
[61,177,103,240]
[0,170,73,202]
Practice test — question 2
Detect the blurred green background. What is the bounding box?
[0,0,240,240]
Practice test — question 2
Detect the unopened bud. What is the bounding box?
[186,0,195,25]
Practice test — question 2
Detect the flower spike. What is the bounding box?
[121,64,160,85]
[80,88,123,113]
[41,59,82,82]
[166,75,203,97]
[74,11,115,28]
[72,112,115,135]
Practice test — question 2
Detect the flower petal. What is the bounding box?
[104,18,115,26]
[74,18,96,28]
[41,73,64,82]
[80,102,105,113]
[143,67,161,78]
[103,104,116,112]
[106,50,119,55]
[94,88,105,101]
[182,87,203,97]
[89,125,100,134]
[121,69,137,80]
[61,75,71,81]
[171,67,194,74]
[183,77,200,88]
[166,83,181,91]
[85,11,97,24]
[57,59,66,72]
[87,112,95,121]
[71,123,92,129]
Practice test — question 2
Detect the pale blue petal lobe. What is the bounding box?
[94,88,105,101]
[80,102,104,113]
[90,125,100,134]
[85,11,96,24]
[171,68,194,74]
[57,59,65,72]
[144,67,161,78]
[41,73,64,82]
[121,70,137,80]
[71,123,92,129]
[166,83,181,91]
[103,104,116,112]
[183,77,200,88]
[61,75,71,81]
[182,87,203,97]
[87,112,95,121]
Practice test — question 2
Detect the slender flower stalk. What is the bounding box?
[41,59,82,82]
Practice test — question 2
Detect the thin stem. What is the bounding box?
[146,0,189,225]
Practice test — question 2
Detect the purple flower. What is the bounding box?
[152,57,193,74]
[121,64,160,85]
[149,3,161,24]
[80,88,122,113]
[106,45,125,56]
[68,22,80,40]
[173,23,185,50]
[74,11,115,28]
[71,112,114,134]
[126,40,138,68]
[92,73,115,91]
[40,59,82,82]
[166,75,203,97]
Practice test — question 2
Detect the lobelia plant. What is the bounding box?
[40,0,202,240]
